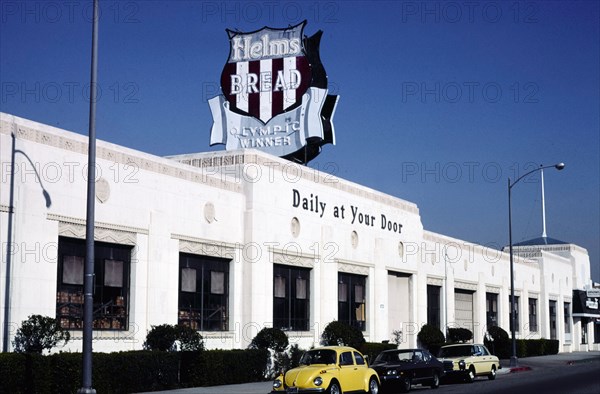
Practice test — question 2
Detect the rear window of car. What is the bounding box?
[354,352,365,365]
[439,345,472,358]
[340,352,354,366]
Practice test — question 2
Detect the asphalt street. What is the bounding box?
[138,351,600,394]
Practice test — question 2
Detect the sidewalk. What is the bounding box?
[140,351,600,394]
[499,350,600,374]
[137,381,272,394]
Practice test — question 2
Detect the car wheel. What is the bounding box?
[488,365,496,380]
[368,377,379,394]
[430,372,440,389]
[327,381,342,394]
[465,367,475,383]
[401,377,411,393]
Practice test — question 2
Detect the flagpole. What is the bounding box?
[78,0,99,392]
[540,166,547,238]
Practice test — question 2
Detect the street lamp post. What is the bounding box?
[507,162,565,367]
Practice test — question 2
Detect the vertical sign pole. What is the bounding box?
[508,178,518,368]
[79,0,99,392]
[2,132,16,353]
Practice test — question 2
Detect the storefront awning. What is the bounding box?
[572,289,600,318]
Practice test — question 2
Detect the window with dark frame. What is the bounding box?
[509,295,520,333]
[528,298,538,332]
[564,302,571,334]
[427,285,441,330]
[56,237,131,331]
[178,253,230,331]
[549,300,557,339]
[486,292,498,329]
[273,264,310,331]
[338,272,366,331]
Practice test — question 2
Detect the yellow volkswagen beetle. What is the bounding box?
[271,346,380,394]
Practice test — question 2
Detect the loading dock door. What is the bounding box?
[454,289,474,331]
[388,272,411,339]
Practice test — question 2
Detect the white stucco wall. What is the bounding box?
[1,113,596,354]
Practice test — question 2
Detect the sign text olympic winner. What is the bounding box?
[208,21,339,163]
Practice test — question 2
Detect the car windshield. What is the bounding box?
[299,349,337,365]
[438,346,472,358]
[374,351,414,363]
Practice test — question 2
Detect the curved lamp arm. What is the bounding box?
[509,163,565,189]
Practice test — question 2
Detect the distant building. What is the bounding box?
[1,113,598,353]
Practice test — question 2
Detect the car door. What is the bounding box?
[421,350,436,381]
[338,351,360,392]
[353,352,369,389]
[477,345,493,373]
[410,350,426,382]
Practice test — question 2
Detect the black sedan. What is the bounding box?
[370,348,444,393]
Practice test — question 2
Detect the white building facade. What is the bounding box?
[1,113,598,353]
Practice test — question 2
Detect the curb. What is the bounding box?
[508,366,532,373]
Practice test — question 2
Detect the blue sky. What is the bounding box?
[1,1,599,282]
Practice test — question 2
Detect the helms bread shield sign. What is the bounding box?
[209,21,339,164]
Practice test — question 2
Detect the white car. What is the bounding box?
[437,344,500,383]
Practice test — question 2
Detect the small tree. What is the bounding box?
[176,325,204,351]
[447,327,473,343]
[485,325,510,359]
[249,327,289,378]
[13,315,70,354]
[249,327,289,352]
[321,321,365,350]
[391,329,403,345]
[144,324,178,351]
[144,324,205,351]
[417,324,445,355]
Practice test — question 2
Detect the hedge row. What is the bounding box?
[0,349,268,394]
[485,338,559,359]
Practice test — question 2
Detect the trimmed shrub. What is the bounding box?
[484,326,511,359]
[417,324,445,355]
[13,315,70,354]
[144,324,205,352]
[321,321,366,349]
[176,325,204,351]
[545,339,559,355]
[359,342,398,364]
[274,344,304,375]
[526,338,546,356]
[144,324,178,351]
[288,344,304,369]
[0,349,268,393]
[447,327,473,343]
[249,327,289,378]
[516,339,528,357]
[181,349,268,387]
[249,327,289,352]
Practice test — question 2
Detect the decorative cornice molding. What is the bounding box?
[48,213,147,234]
[485,285,501,294]
[337,260,371,275]
[170,150,419,214]
[427,277,444,286]
[172,234,237,260]
[454,280,478,292]
[272,250,315,268]
[0,118,241,194]
[48,213,144,245]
